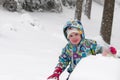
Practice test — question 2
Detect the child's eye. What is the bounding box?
[69,35,73,38]
[75,33,79,36]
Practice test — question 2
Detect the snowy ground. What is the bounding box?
[0,1,120,80]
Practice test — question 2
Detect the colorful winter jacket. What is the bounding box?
[56,20,103,73]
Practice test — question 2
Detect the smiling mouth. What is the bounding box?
[72,39,79,43]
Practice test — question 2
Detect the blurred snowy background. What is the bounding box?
[0,0,120,80]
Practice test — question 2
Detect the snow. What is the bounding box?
[0,1,120,80]
[69,55,120,80]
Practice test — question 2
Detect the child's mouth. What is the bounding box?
[72,39,79,43]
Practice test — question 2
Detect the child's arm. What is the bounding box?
[101,46,117,57]
[90,40,117,57]
[48,46,71,80]
[87,39,102,55]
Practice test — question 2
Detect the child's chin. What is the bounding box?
[72,42,79,45]
[72,40,80,44]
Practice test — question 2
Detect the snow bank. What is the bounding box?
[69,55,120,80]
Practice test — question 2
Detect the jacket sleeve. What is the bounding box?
[56,45,71,72]
[89,40,103,55]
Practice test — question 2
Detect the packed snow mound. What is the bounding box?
[69,55,120,80]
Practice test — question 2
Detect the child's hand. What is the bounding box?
[109,46,117,55]
[102,46,117,57]
[47,79,57,80]
[47,67,62,80]
[47,73,60,80]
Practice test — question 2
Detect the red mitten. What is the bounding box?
[102,46,117,57]
[47,67,62,80]
[109,46,117,55]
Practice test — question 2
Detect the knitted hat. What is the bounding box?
[63,20,85,41]
[66,27,82,38]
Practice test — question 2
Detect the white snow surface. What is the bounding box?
[0,2,120,80]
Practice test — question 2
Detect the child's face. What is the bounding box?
[68,32,81,45]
